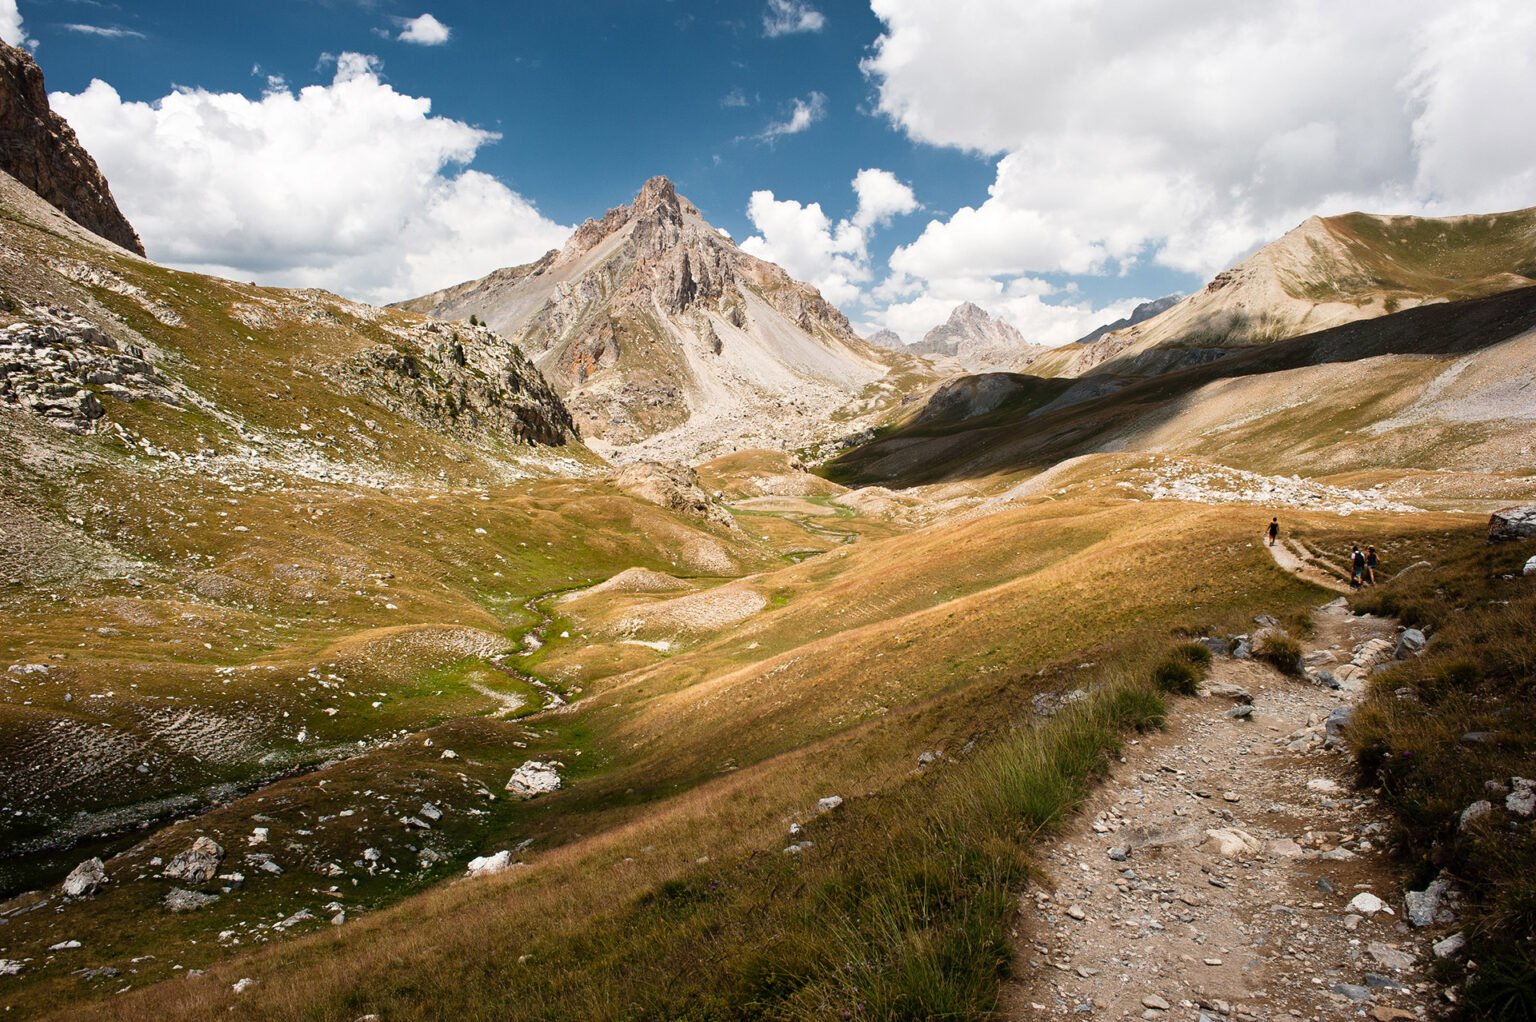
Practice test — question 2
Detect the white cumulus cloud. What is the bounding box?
[397,13,451,46]
[741,168,917,306]
[1,0,31,47]
[50,52,570,304]
[763,0,825,38]
[866,0,1536,289]
[757,91,826,143]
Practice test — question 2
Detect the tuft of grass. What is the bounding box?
[1152,641,1212,695]
[1254,633,1304,676]
[1349,531,1536,1021]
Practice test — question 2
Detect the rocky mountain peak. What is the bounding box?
[908,301,1042,370]
[0,41,145,255]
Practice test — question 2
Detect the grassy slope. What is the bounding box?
[1349,533,1536,1021]
[826,284,1536,494]
[20,496,1475,1020]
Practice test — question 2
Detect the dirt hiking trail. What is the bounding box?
[1002,598,1444,1021]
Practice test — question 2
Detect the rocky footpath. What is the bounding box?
[0,41,144,254]
[1004,599,1466,1020]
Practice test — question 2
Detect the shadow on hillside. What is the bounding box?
[827,284,1536,488]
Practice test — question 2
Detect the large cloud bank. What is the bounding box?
[51,53,570,304]
[856,0,1536,341]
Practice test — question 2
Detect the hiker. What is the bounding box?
[1365,545,1379,586]
[1266,517,1279,547]
[1350,544,1366,588]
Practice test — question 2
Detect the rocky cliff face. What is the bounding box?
[401,176,906,462]
[0,42,144,255]
[906,302,1048,371]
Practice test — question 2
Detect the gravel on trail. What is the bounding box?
[1002,600,1447,1021]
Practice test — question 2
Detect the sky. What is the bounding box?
[4,0,1536,345]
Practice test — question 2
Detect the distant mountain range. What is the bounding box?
[1073,295,1182,344]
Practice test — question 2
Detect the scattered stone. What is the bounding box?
[1306,778,1341,794]
[1224,705,1253,720]
[1433,932,1466,959]
[1333,983,1372,1001]
[48,940,82,951]
[1324,707,1353,746]
[1347,892,1388,916]
[1366,942,1415,971]
[1524,554,1536,576]
[164,888,219,912]
[1196,637,1229,657]
[1066,904,1087,921]
[74,966,119,980]
[232,978,255,994]
[1460,731,1495,746]
[163,836,224,884]
[1142,994,1170,1011]
[1221,791,1241,803]
[1107,846,1129,862]
[61,857,107,898]
[420,802,443,822]
[505,761,562,799]
[1369,1008,1417,1022]
[816,795,844,813]
[1268,837,1304,858]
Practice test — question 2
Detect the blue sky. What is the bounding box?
[8,0,1536,343]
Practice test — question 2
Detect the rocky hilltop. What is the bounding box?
[906,301,1048,371]
[0,41,144,255]
[863,328,907,351]
[401,176,916,462]
[1073,294,1180,345]
[1034,207,1536,379]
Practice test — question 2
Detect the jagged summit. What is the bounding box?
[906,301,1048,371]
[1074,294,1181,345]
[0,41,144,255]
[401,177,912,462]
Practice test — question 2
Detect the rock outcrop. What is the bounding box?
[0,41,144,254]
[1488,505,1536,542]
[864,328,907,351]
[323,319,577,447]
[611,461,736,530]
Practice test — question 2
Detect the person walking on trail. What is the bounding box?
[1266,517,1279,547]
[1350,544,1366,589]
[1365,545,1379,587]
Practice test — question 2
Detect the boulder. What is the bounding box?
[1488,505,1536,542]
[1406,875,1455,927]
[1433,932,1466,959]
[1458,800,1493,830]
[1204,682,1252,704]
[1346,892,1388,916]
[1525,554,1536,576]
[505,761,562,799]
[465,851,515,877]
[61,857,107,898]
[162,836,224,884]
[1393,629,1426,660]
[1507,777,1535,817]
[816,795,845,813]
[1201,828,1263,859]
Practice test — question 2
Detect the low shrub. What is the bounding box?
[1254,633,1303,675]
[1171,641,1214,668]
[1153,658,1201,695]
